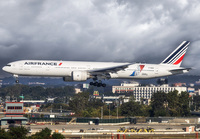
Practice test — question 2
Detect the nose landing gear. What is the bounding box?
[13,74,19,83]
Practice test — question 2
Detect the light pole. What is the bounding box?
[117,104,118,119]
[101,106,103,119]
[60,106,62,113]
[109,104,110,119]
[115,99,119,119]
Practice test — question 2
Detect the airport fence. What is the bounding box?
[146,117,198,124]
[29,117,132,124]
[29,117,199,124]
[99,117,130,124]
[29,117,72,123]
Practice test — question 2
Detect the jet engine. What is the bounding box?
[72,71,88,81]
[63,71,89,81]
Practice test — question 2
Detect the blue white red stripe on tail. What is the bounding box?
[161,41,190,66]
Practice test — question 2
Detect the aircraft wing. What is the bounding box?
[89,63,131,78]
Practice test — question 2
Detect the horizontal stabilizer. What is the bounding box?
[169,68,191,72]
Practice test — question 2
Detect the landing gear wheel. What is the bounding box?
[89,82,94,86]
[97,83,102,87]
[94,82,98,86]
[102,83,106,87]
[90,81,106,87]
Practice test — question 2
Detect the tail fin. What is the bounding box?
[160,41,190,66]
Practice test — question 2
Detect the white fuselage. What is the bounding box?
[2,60,188,80]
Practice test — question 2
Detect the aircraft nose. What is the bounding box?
[2,66,8,72]
[2,64,12,73]
[2,66,6,71]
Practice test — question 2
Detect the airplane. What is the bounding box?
[2,41,191,87]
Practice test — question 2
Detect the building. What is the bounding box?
[102,96,129,104]
[75,88,82,94]
[173,83,186,87]
[112,84,187,101]
[120,82,139,87]
[20,100,45,104]
[47,98,54,103]
[188,87,195,93]
[83,83,89,89]
[1,102,27,125]
[196,89,200,96]
[24,105,40,113]
[28,82,45,85]
[90,95,130,105]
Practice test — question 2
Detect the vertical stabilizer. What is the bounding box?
[161,41,190,66]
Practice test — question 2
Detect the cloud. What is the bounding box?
[0,0,200,77]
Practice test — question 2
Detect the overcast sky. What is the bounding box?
[0,0,200,77]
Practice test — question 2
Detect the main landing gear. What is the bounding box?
[89,81,106,87]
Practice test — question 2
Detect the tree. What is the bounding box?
[192,95,200,111]
[31,127,51,139]
[8,126,28,139]
[29,127,65,139]
[140,104,151,117]
[129,95,135,102]
[69,92,90,114]
[52,132,65,139]
[167,90,180,116]
[68,92,108,117]
[0,128,11,139]
[54,98,64,103]
[179,91,190,116]
[150,91,168,117]
[29,86,45,99]
[120,101,144,116]
[82,110,92,117]
[150,90,191,117]
[0,126,65,139]
[0,85,75,101]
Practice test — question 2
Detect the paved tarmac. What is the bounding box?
[24,123,199,139]
[2,123,199,139]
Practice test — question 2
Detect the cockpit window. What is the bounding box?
[6,64,11,67]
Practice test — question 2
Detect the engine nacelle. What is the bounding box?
[72,71,88,81]
[63,76,73,81]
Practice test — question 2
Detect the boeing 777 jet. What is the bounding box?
[2,41,191,87]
